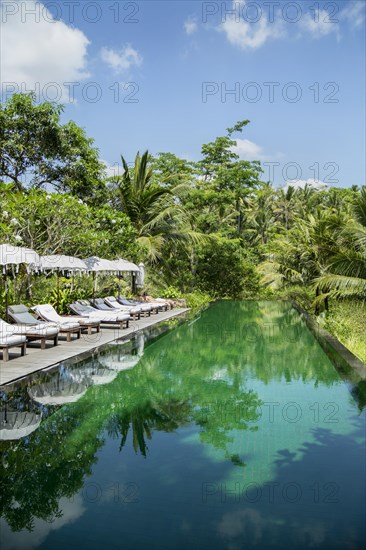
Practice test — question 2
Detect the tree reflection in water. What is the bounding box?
[0,302,363,534]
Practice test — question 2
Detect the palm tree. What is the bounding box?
[245,184,278,246]
[274,186,300,230]
[112,151,203,261]
[316,187,366,299]
[259,207,347,304]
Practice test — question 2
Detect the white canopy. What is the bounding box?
[112,258,140,272]
[40,255,88,272]
[136,263,145,287]
[84,256,119,273]
[98,354,141,371]
[0,244,41,271]
[99,334,145,371]
[28,380,89,406]
[69,365,117,386]
[1,244,42,320]
[0,410,42,440]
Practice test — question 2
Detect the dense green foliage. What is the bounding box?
[0,94,365,360]
[320,299,366,364]
[0,94,107,202]
[3,301,356,531]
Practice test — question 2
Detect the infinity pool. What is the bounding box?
[1,301,365,549]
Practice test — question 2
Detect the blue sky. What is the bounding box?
[1,0,365,187]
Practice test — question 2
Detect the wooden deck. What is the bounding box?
[0,308,190,386]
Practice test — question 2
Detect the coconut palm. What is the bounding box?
[245,183,278,246]
[316,187,366,299]
[259,207,347,292]
[112,150,203,261]
[273,185,301,230]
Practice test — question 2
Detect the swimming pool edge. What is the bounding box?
[289,299,366,381]
[0,308,191,387]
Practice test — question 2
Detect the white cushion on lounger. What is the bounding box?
[11,325,59,337]
[32,305,80,329]
[108,297,152,313]
[70,303,130,322]
[0,334,27,345]
[90,312,130,322]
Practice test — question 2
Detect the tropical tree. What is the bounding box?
[0,184,138,259]
[196,120,263,236]
[316,187,366,299]
[273,185,300,231]
[244,183,278,246]
[0,93,107,202]
[149,152,197,188]
[259,206,349,305]
[111,150,203,261]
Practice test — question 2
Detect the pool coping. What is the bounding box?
[290,300,366,381]
[0,308,190,387]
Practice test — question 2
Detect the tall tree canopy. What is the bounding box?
[111,150,203,261]
[0,93,106,202]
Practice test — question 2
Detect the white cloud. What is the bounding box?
[102,159,124,178]
[100,45,142,73]
[232,139,284,162]
[282,178,330,192]
[232,139,263,160]
[184,19,198,35]
[219,0,359,49]
[220,1,284,50]
[0,495,86,550]
[342,1,365,29]
[0,0,90,99]
[299,10,340,39]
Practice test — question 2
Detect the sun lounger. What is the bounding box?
[116,296,160,314]
[31,305,82,342]
[0,317,59,350]
[9,304,100,336]
[119,295,168,312]
[106,296,152,317]
[0,333,27,361]
[8,305,57,327]
[69,302,130,329]
[90,298,141,319]
[89,298,141,320]
[153,298,174,309]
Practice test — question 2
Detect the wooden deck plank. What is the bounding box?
[0,309,189,385]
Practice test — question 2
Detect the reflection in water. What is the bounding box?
[0,410,41,441]
[98,332,145,371]
[68,364,117,386]
[0,495,86,550]
[0,303,364,549]
[28,379,90,406]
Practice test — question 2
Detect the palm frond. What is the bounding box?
[316,274,366,297]
[329,249,366,279]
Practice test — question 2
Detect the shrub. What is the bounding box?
[321,299,366,363]
[184,291,212,309]
[159,286,182,299]
[195,238,260,298]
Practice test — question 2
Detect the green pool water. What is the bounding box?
[1,301,365,549]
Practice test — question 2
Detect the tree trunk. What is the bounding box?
[25,272,33,300]
[190,247,197,291]
[315,286,320,315]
